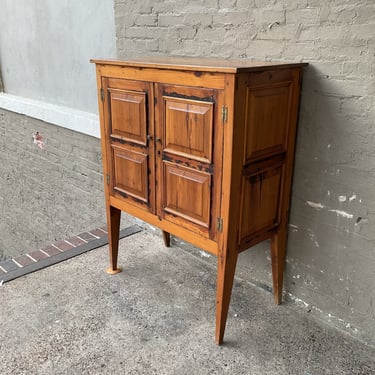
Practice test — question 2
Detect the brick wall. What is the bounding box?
[0,109,106,260]
[114,0,375,344]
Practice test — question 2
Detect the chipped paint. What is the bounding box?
[338,195,347,203]
[289,224,299,232]
[306,200,354,219]
[355,217,368,226]
[287,293,309,308]
[286,293,361,338]
[32,131,45,150]
[349,194,357,202]
[306,201,325,209]
[199,250,211,258]
[307,229,320,247]
[328,209,354,219]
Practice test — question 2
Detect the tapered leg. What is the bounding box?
[215,248,238,345]
[270,227,287,304]
[162,230,171,247]
[106,205,122,275]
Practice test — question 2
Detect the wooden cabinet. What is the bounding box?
[92,57,307,344]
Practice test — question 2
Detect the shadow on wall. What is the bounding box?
[238,62,374,344]
[285,63,375,342]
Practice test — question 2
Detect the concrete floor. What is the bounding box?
[1,229,374,375]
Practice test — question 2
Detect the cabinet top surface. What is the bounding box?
[91,56,308,73]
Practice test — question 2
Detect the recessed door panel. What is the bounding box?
[112,146,149,203]
[109,89,147,145]
[163,163,211,228]
[164,97,213,163]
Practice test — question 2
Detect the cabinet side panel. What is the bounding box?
[239,69,298,245]
[245,84,290,161]
[239,166,282,239]
[244,69,294,163]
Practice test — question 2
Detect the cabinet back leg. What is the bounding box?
[106,205,122,275]
[270,229,287,304]
[162,230,171,247]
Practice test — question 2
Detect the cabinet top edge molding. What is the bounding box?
[91,56,308,73]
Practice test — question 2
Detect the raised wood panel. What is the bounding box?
[239,166,282,241]
[245,84,291,161]
[164,97,213,163]
[109,89,147,145]
[112,146,149,204]
[163,162,211,228]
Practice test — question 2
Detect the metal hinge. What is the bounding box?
[221,106,228,123]
[106,174,110,185]
[100,88,105,101]
[217,217,223,232]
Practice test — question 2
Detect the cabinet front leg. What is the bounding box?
[162,230,171,247]
[106,205,122,275]
[270,227,287,304]
[215,249,238,345]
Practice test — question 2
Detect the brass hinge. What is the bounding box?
[100,88,105,101]
[106,174,110,185]
[217,217,223,232]
[221,106,228,123]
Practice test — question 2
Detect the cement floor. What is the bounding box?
[1,229,374,375]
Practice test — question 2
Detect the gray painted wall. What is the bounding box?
[0,0,116,113]
[0,1,116,257]
[114,0,375,345]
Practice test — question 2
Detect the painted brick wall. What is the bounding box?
[0,109,106,260]
[114,0,375,344]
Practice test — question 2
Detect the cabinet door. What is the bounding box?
[155,84,223,240]
[102,78,155,213]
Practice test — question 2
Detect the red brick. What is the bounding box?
[28,250,50,261]
[90,228,107,238]
[14,255,35,267]
[54,240,74,252]
[78,232,96,242]
[41,245,62,257]
[67,236,86,247]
